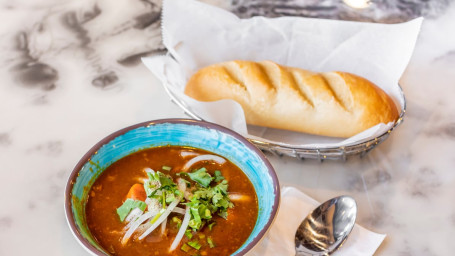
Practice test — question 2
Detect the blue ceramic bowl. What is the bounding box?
[65,119,280,255]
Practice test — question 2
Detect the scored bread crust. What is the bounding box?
[184,60,399,138]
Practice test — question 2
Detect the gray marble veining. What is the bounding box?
[230,0,452,22]
[2,0,164,93]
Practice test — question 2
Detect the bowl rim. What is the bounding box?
[64,118,280,256]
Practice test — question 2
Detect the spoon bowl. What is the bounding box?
[295,196,357,256]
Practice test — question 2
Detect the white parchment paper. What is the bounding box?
[249,187,386,256]
[142,0,423,148]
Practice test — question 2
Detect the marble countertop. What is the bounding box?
[1,0,454,255]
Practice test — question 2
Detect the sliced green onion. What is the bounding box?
[207,236,215,248]
[189,206,202,230]
[188,240,201,250]
[185,229,193,239]
[180,243,191,252]
[162,191,166,208]
[204,209,211,219]
[116,199,147,222]
[150,208,166,224]
[208,222,216,231]
[162,166,172,171]
[172,217,182,229]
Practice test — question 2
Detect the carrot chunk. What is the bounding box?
[126,183,147,202]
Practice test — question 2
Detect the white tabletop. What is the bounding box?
[0,0,454,255]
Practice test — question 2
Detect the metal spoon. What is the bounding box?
[295,196,357,256]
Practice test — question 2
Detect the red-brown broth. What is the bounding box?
[86,146,258,256]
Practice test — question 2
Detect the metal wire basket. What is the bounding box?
[163,83,406,161]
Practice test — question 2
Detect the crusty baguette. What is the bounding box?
[184,60,398,138]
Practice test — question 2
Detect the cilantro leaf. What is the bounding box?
[184,169,233,231]
[187,168,213,188]
[165,192,176,204]
[214,170,224,182]
[217,211,228,219]
[212,193,229,209]
[144,171,180,203]
[144,172,161,197]
[159,175,174,188]
[214,180,228,195]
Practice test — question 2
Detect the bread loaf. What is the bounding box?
[184,60,398,138]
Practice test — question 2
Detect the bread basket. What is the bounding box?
[163,82,406,161]
[151,0,418,161]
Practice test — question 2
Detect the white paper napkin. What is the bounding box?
[142,0,422,148]
[248,187,385,256]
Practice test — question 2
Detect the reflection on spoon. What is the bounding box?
[295,196,357,256]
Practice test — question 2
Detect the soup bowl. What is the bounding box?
[65,118,280,255]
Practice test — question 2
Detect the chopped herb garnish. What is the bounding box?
[208,221,216,231]
[189,206,202,230]
[120,163,235,251]
[204,209,212,219]
[185,229,193,239]
[214,170,224,182]
[181,243,191,252]
[166,192,176,204]
[159,175,175,189]
[174,189,184,199]
[116,160,237,251]
[144,171,181,204]
[116,199,147,222]
[172,217,182,228]
[185,179,232,230]
[207,236,216,248]
[217,211,228,219]
[188,240,202,250]
[162,191,166,207]
[150,208,166,224]
[188,168,213,188]
[212,192,229,209]
[143,172,160,197]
